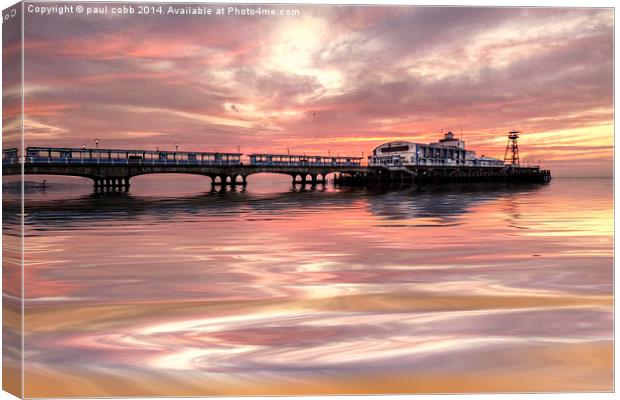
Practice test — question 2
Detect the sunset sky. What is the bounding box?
[11,4,614,176]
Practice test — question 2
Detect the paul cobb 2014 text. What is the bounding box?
[26,4,301,17]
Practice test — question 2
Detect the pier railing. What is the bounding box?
[5,147,365,168]
[24,156,242,166]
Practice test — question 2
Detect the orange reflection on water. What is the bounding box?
[15,177,613,396]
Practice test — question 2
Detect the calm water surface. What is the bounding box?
[10,177,613,396]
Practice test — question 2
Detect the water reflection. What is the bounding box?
[365,182,546,223]
[7,178,613,396]
[20,181,548,230]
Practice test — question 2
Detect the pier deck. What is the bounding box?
[2,146,551,190]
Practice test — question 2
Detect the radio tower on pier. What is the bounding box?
[504,130,521,166]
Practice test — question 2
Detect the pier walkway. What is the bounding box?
[2,146,551,190]
[2,147,367,189]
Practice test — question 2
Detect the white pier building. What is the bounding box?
[368,132,504,168]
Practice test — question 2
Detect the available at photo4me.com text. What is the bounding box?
[21,3,302,18]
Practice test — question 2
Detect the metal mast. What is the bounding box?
[504,130,520,166]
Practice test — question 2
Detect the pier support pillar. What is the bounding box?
[93,177,130,191]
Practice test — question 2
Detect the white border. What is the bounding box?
[0,1,615,400]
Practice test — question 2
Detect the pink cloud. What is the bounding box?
[18,6,613,177]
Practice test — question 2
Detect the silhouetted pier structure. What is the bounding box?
[2,147,366,190]
[2,146,550,191]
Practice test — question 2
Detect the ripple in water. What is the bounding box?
[8,177,613,396]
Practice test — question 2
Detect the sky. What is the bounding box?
[6,4,614,176]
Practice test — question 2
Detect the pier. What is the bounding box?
[2,147,367,190]
[335,164,551,185]
[3,145,550,191]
